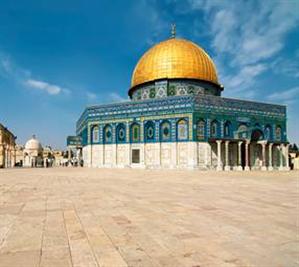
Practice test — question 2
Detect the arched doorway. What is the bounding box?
[250,129,264,169]
[251,129,264,141]
[241,142,246,168]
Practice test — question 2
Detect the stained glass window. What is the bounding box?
[238,124,248,139]
[103,125,112,144]
[275,126,282,141]
[145,121,155,142]
[264,125,271,140]
[224,121,231,138]
[177,119,188,140]
[167,85,176,96]
[131,123,140,143]
[116,124,126,143]
[197,120,205,140]
[92,126,99,143]
[160,121,171,141]
[149,88,156,98]
[211,120,218,137]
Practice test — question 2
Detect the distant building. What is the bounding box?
[23,135,43,167]
[52,150,64,166]
[15,144,24,166]
[0,123,16,168]
[15,139,64,167]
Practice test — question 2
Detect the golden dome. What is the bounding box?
[131,38,219,89]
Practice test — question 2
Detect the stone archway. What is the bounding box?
[251,129,264,141]
[250,129,264,169]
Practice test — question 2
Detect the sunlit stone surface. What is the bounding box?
[0,168,297,266]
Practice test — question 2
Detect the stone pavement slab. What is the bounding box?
[0,168,298,267]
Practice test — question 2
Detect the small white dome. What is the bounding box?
[25,135,42,151]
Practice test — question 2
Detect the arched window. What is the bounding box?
[144,121,155,142]
[275,125,282,141]
[211,120,218,138]
[196,119,205,140]
[92,126,99,143]
[264,125,271,140]
[177,119,188,141]
[224,121,232,138]
[103,125,112,144]
[238,124,248,139]
[160,121,171,141]
[251,129,264,141]
[116,123,126,143]
[130,123,140,143]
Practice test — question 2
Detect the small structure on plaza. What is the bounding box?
[15,138,64,167]
[0,123,16,168]
[66,136,83,166]
[23,135,43,167]
[289,144,299,170]
[15,144,24,166]
[68,27,290,171]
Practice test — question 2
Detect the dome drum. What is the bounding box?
[129,78,222,100]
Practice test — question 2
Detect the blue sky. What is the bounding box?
[0,0,298,149]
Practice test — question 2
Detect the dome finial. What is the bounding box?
[171,23,176,38]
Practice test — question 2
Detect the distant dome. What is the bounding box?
[25,135,42,151]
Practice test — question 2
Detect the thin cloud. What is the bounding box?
[267,86,299,103]
[25,79,68,95]
[132,0,168,46]
[194,0,299,65]
[86,91,127,104]
[108,92,128,102]
[0,53,31,81]
[86,92,97,101]
[271,56,299,78]
[189,0,299,95]
[0,52,71,96]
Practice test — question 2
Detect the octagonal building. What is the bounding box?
[71,32,289,171]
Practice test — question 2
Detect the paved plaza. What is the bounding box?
[0,168,298,267]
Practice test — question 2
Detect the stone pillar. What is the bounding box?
[11,147,16,167]
[268,143,273,171]
[4,147,8,168]
[224,141,230,171]
[68,147,72,167]
[278,144,284,171]
[285,144,290,171]
[216,140,222,171]
[237,141,243,171]
[112,125,117,167]
[261,142,267,171]
[244,141,250,171]
[0,144,4,168]
[204,144,209,169]
[112,144,117,167]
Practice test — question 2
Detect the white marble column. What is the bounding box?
[112,126,117,167]
[11,148,16,168]
[216,140,223,171]
[261,142,267,171]
[68,147,72,167]
[278,144,284,171]
[237,141,243,171]
[268,143,273,171]
[204,144,209,169]
[244,141,250,171]
[284,144,290,170]
[4,147,8,168]
[224,141,231,171]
